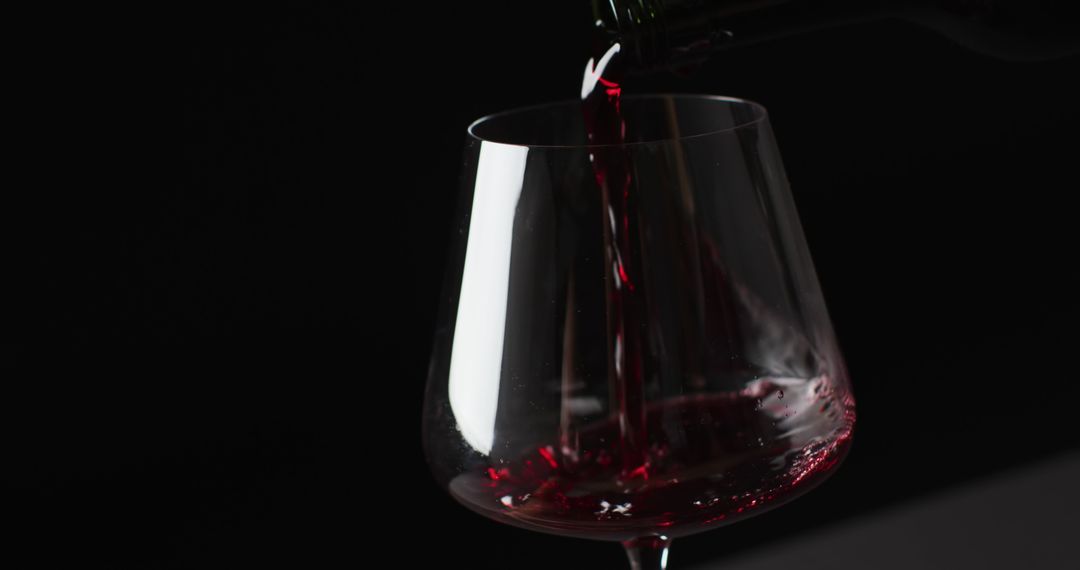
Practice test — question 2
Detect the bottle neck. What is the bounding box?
[593,0,893,73]
[593,0,1079,71]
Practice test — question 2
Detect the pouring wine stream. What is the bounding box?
[581,42,671,568]
[581,41,647,482]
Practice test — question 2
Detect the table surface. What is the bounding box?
[690,451,1080,569]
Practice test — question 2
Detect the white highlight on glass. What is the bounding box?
[448,141,529,456]
[596,500,634,517]
[581,42,621,100]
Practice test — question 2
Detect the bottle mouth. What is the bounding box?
[467,94,769,149]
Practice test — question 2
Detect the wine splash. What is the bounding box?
[449,376,854,541]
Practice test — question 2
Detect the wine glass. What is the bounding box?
[422,94,855,569]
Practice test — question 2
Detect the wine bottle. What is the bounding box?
[593,0,1080,71]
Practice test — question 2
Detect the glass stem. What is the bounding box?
[623,535,673,570]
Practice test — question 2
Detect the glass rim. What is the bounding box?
[466,93,770,150]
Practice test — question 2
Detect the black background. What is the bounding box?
[14,3,1080,567]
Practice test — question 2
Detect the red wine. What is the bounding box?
[580,39,650,480]
[576,29,758,508]
[449,376,854,541]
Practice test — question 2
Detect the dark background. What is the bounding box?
[14,3,1079,567]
